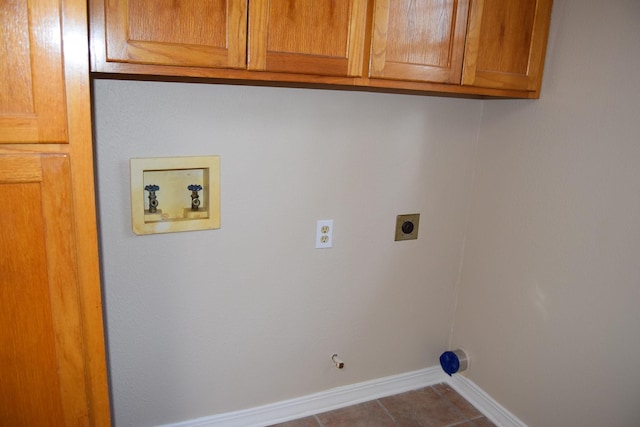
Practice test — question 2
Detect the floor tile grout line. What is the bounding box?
[428,384,472,427]
[467,414,485,421]
[431,383,477,424]
[375,398,401,427]
[445,420,474,427]
[268,382,495,427]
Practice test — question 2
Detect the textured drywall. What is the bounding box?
[452,1,640,426]
[93,82,481,426]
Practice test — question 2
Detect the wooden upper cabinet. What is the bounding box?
[0,0,67,144]
[248,0,369,77]
[104,0,247,69]
[89,0,554,97]
[369,0,470,84]
[462,0,553,93]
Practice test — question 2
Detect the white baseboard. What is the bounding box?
[448,374,527,427]
[157,366,526,427]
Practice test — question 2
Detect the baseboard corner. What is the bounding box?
[447,374,528,427]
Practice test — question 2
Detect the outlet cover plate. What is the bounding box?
[395,214,420,241]
[315,219,333,248]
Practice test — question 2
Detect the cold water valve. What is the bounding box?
[188,184,202,210]
[144,184,160,213]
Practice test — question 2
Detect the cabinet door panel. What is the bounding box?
[0,0,67,143]
[105,0,247,69]
[249,0,368,76]
[462,0,553,92]
[369,0,470,84]
[0,154,89,426]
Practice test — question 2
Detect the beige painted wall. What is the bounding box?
[93,82,481,426]
[452,1,640,426]
[95,2,640,426]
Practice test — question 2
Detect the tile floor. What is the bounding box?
[268,383,496,427]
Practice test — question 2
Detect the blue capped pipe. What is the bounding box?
[439,349,468,376]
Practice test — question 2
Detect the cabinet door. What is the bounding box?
[0,0,67,144]
[104,0,247,69]
[249,0,369,77]
[462,0,553,92]
[0,154,89,426]
[369,0,470,84]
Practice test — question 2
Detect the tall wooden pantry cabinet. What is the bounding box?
[0,0,111,425]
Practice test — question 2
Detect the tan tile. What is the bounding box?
[470,416,497,427]
[380,387,466,427]
[316,400,396,427]
[268,385,489,427]
[432,383,483,419]
[267,416,319,427]
[442,419,496,427]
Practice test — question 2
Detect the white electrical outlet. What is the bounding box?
[315,219,333,249]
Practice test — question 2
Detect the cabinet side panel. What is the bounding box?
[65,0,114,422]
